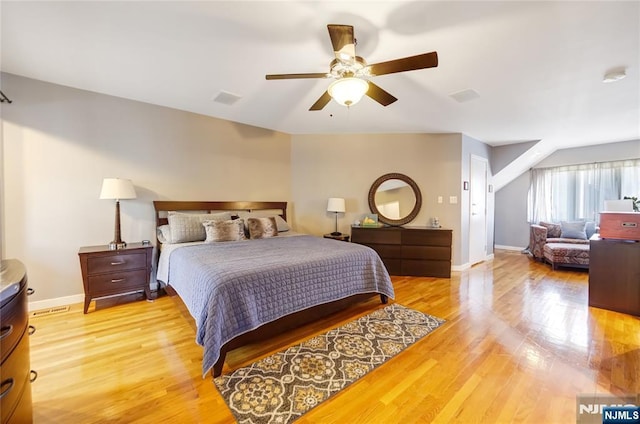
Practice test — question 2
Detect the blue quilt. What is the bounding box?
[167,235,394,376]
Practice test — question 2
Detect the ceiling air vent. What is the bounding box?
[213,90,242,106]
[449,89,480,103]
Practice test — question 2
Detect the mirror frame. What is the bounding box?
[368,173,422,226]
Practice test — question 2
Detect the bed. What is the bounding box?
[153,201,394,377]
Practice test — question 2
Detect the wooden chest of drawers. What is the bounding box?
[78,243,153,313]
[351,226,452,277]
[1,259,35,424]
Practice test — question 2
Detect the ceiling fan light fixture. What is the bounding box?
[328,77,369,107]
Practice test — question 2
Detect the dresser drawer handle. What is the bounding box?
[27,287,35,296]
[30,370,38,383]
[110,261,126,266]
[0,325,13,340]
[111,278,125,283]
[29,325,36,335]
[0,378,14,399]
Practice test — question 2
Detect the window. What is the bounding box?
[527,159,640,223]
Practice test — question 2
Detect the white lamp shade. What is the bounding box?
[99,178,137,200]
[327,198,346,213]
[328,77,369,107]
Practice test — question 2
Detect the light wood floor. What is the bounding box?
[29,250,639,423]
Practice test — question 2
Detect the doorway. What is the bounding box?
[469,155,488,265]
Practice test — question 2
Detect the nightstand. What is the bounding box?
[323,233,350,242]
[78,243,153,313]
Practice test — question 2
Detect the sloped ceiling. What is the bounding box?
[1,1,639,153]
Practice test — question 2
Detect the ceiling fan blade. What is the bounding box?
[327,24,356,63]
[309,91,332,111]
[366,82,398,106]
[369,52,438,76]
[266,73,328,80]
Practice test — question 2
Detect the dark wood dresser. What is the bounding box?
[589,235,640,316]
[78,243,153,314]
[1,259,35,424]
[351,226,452,277]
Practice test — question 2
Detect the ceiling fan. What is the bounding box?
[265,24,438,111]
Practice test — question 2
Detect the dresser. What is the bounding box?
[78,243,153,314]
[351,226,452,277]
[589,235,640,316]
[1,259,35,424]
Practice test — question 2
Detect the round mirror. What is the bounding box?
[368,173,422,226]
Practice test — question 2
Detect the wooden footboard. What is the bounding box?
[211,292,388,377]
[163,284,386,377]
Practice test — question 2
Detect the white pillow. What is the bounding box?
[237,211,290,232]
[167,211,232,243]
[157,224,172,244]
[203,219,246,243]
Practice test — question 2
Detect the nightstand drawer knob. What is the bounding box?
[111,278,125,283]
[110,261,125,266]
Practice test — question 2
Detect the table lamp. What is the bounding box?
[100,178,136,249]
[327,198,346,236]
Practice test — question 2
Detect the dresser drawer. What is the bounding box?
[402,230,452,246]
[351,228,401,244]
[0,334,30,424]
[382,259,402,275]
[0,287,28,364]
[6,379,33,424]
[87,253,146,275]
[87,270,148,296]
[402,260,451,278]
[368,244,402,259]
[402,245,451,261]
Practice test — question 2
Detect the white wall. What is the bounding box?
[1,73,291,304]
[290,133,478,267]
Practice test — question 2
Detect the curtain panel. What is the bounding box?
[528,159,640,224]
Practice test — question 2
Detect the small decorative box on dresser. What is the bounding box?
[1,259,36,424]
[351,226,452,277]
[78,243,153,314]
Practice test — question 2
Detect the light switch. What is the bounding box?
[449,196,458,204]
[437,196,443,204]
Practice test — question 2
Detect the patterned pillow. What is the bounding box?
[237,211,290,232]
[560,220,587,240]
[247,217,278,239]
[167,211,232,243]
[539,221,561,238]
[203,219,246,243]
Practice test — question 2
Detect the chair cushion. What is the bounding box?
[543,243,590,266]
[560,220,587,239]
[539,221,561,238]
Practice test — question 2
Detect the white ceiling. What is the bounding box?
[1,1,639,152]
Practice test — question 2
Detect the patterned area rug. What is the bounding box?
[214,303,445,424]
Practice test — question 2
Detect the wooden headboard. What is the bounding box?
[153,201,288,228]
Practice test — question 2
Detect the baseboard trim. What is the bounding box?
[452,263,471,272]
[29,294,84,312]
[495,244,526,251]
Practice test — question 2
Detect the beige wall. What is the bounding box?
[290,133,469,265]
[1,73,291,304]
[1,73,496,306]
